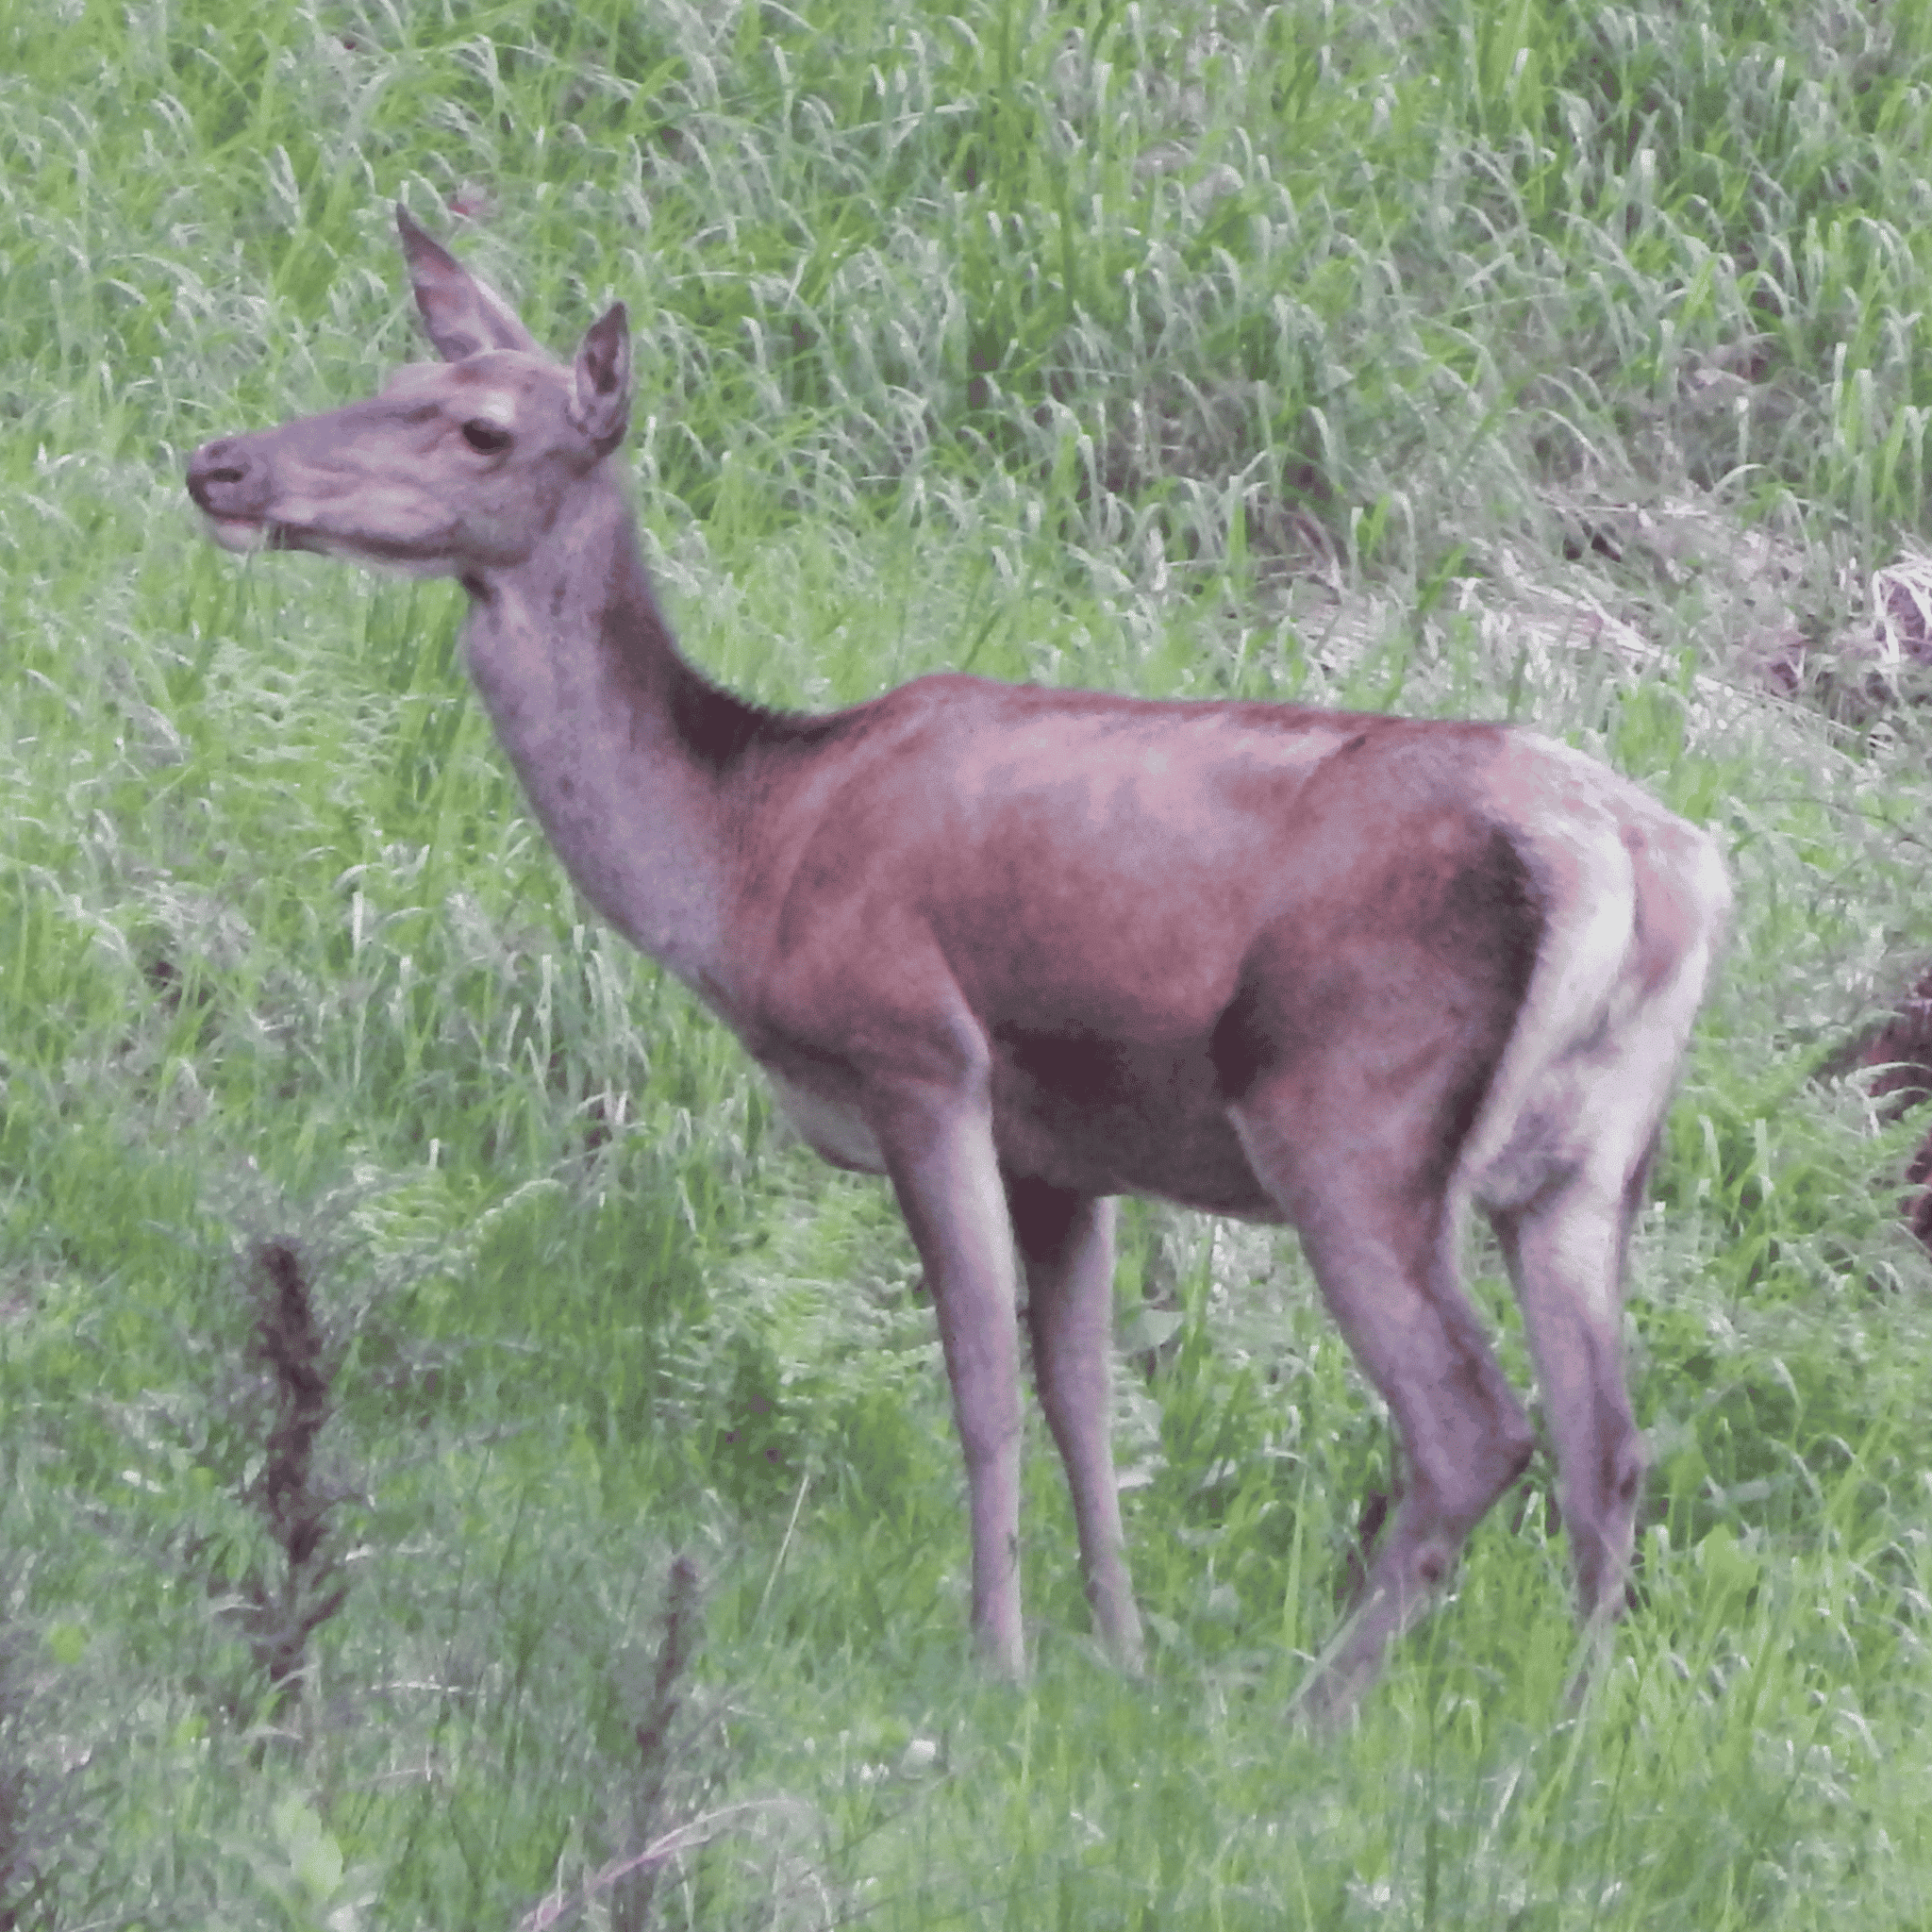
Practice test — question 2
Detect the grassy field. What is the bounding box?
[7,0,1932,1924]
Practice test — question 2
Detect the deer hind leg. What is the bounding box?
[1008,1179,1145,1672]
[1489,1141,1655,1635]
[1232,1097,1536,1724]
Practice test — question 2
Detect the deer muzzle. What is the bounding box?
[188,436,280,550]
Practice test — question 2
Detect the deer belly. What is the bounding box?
[762,1067,888,1174]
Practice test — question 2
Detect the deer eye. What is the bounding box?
[460,419,511,454]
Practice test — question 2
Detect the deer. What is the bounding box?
[187,207,1731,1723]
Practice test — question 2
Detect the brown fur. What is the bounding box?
[187,208,1733,1719]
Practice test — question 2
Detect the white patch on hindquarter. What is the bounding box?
[1460,761,1729,1326]
[763,1067,887,1173]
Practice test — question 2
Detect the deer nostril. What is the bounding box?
[187,438,263,510]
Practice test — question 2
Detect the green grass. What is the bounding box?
[6,0,1932,1925]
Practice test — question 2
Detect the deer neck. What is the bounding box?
[457,475,745,995]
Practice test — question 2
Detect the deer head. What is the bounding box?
[187,207,631,578]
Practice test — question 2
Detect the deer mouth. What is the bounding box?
[198,509,323,557]
[199,510,274,552]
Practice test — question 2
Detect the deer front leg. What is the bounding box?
[878,1091,1028,1675]
[1009,1180,1145,1672]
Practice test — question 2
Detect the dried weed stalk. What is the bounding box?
[234,1238,355,1711]
[519,1556,726,1932]
[611,1553,702,1932]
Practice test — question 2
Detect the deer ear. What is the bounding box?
[569,303,631,452]
[395,204,542,360]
